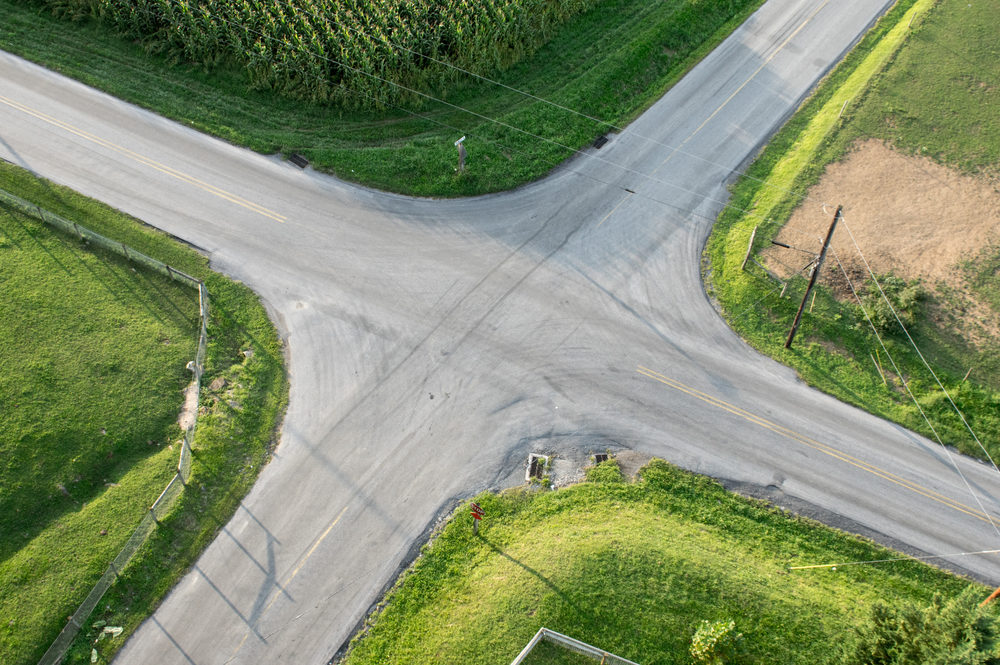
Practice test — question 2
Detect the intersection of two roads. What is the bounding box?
[3,0,999,662]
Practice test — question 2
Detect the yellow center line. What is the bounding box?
[227,504,350,660]
[0,94,286,223]
[636,365,997,524]
[653,0,832,174]
[595,190,634,229]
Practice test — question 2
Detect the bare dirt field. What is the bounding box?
[762,139,1000,345]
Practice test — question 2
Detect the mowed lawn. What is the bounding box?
[341,460,980,665]
[0,192,198,662]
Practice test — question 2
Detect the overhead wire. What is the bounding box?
[140,1,995,464]
[175,0,1000,574]
[36,0,999,572]
[44,0,993,518]
[286,0,822,211]
[166,0,830,239]
[773,192,992,477]
[830,247,1000,539]
[837,214,999,475]
[179,0,993,461]
[789,547,1000,571]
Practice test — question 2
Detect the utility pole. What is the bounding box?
[784,205,842,349]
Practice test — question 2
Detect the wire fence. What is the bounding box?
[0,186,209,665]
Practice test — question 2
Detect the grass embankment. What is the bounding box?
[341,459,980,665]
[0,162,287,665]
[704,0,1000,458]
[0,0,763,197]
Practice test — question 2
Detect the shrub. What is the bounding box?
[855,273,924,335]
[585,458,624,483]
[841,588,1000,665]
[690,619,744,664]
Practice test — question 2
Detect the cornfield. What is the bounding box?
[40,0,602,108]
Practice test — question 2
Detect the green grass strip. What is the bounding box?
[704,0,1000,459]
[738,0,935,233]
[0,0,764,197]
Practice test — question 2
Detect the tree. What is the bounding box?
[841,588,1000,665]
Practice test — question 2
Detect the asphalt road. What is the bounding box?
[3,0,1000,663]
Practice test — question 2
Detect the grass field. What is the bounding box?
[703,0,1000,461]
[0,0,763,197]
[340,459,981,665]
[0,162,287,665]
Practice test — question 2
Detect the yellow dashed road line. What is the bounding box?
[0,94,286,223]
[636,365,997,524]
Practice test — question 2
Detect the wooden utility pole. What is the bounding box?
[741,226,758,271]
[784,205,842,349]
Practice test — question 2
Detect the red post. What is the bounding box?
[471,502,484,534]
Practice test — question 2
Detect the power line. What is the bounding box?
[789,547,1000,571]
[284,2,828,210]
[38,0,1000,570]
[284,0,821,212]
[764,198,993,486]
[155,0,995,463]
[52,0,992,473]
[284,0,995,457]
[837,215,1000,476]
[830,248,1000,540]
[166,0,829,236]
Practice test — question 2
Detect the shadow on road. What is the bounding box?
[151,616,198,665]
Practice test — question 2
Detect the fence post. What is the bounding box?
[121,242,129,259]
[73,222,84,241]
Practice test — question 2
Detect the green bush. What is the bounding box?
[690,619,744,665]
[856,273,924,335]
